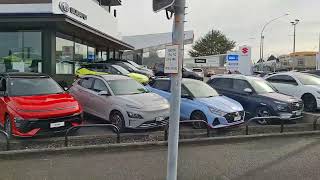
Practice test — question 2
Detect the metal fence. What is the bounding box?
[164,120,211,140]
[64,124,120,147]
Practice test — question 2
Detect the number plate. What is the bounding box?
[234,116,241,121]
[156,117,165,122]
[50,122,65,128]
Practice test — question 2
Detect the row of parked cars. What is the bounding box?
[0,59,315,138]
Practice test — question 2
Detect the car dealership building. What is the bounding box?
[0,0,133,85]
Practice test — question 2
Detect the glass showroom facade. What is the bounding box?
[0,16,133,86]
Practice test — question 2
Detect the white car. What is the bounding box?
[69,75,170,131]
[265,72,320,111]
[192,68,204,79]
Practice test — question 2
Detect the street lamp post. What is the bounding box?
[259,13,289,70]
[291,19,300,70]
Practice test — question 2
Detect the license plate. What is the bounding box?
[156,117,165,122]
[234,116,241,121]
[295,111,302,116]
[50,122,65,128]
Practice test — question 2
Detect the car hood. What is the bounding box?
[127,73,149,83]
[7,93,81,119]
[259,92,299,103]
[116,93,169,111]
[196,96,243,113]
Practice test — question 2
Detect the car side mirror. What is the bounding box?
[244,88,253,94]
[98,91,111,96]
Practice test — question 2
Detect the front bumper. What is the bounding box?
[210,111,245,129]
[125,108,170,129]
[13,114,83,137]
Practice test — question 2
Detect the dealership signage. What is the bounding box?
[226,46,253,75]
[164,45,179,74]
[59,1,87,20]
[195,58,206,63]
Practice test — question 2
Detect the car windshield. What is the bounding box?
[183,80,219,98]
[295,73,320,85]
[123,62,139,71]
[111,65,130,75]
[128,61,142,68]
[107,79,149,95]
[249,78,276,94]
[9,77,64,96]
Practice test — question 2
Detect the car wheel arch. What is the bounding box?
[190,110,207,121]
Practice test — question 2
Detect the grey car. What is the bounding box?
[69,75,169,131]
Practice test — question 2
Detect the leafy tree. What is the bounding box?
[189,30,236,57]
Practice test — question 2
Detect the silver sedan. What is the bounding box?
[69,75,169,131]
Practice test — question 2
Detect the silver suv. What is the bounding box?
[69,75,169,131]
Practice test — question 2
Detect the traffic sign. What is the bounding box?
[153,0,175,12]
[164,45,179,74]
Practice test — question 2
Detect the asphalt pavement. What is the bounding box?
[1,136,320,180]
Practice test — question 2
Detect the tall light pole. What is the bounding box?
[259,14,289,64]
[291,19,300,70]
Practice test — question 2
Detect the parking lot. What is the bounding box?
[1,135,320,180]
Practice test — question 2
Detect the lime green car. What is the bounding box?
[76,64,150,84]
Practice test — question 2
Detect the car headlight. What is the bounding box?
[14,117,25,128]
[274,101,288,111]
[208,107,227,116]
[127,112,143,119]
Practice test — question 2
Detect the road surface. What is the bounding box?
[1,136,320,180]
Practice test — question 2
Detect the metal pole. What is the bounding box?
[292,24,296,70]
[167,0,185,180]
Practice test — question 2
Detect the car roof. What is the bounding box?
[0,72,49,78]
[81,74,132,81]
[154,77,203,83]
[211,74,265,81]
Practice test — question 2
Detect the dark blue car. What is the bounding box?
[207,75,303,124]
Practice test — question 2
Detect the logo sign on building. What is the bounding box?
[227,55,239,61]
[59,1,87,20]
[195,58,206,63]
[153,0,175,12]
[240,46,251,56]
[164,45,179,74]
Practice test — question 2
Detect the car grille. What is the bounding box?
[290,101,303,111]
[224,111,245,123]
[137,117,169,129]
[17,114,82,133]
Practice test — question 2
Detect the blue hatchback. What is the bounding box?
[147,78,245,129]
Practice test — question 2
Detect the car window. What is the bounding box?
[183,80,219,98]
[266,75,298,85]
[209,78,233,89]
[80,78,94,89]
[295,73,320,85]
[152,80,171,92]
[93,79,108,92]
[8,77,64,96]
[233,79,251,91]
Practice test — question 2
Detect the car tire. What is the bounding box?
[255,107,271,125]
[302,94,317,112]
[4,115,12,139]
[190,111,208,129]
[110,111,126,133]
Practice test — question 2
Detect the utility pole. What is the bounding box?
[291,19,300,70]
[167,0,185,180]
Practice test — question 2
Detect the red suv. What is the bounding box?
[0,73,83,137]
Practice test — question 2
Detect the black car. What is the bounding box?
[207,74,303,124]
[153,63,203,81]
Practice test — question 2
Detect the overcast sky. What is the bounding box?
[117,0,320,61]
